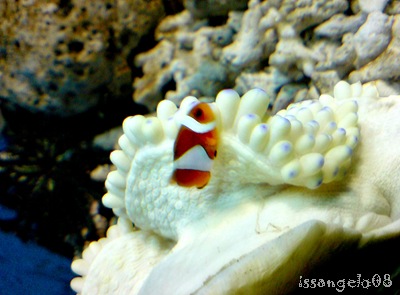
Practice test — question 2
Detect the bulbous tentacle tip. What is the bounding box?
[334,80,352,100]
[225,81,360,188]
[361,82,380,98]
[334,80,379,100]
[110,150,131,173]
[117,134,136,158]
[102,192,124,209]
[70,217,137,293]
[71,259,89,277]
[350,81,363,97]
[237,113,261,143]
[142,117,164,144]
[178,96,200,113]
[70,277,84,294]
[216,89,241,130]
[157,99,178,120]
[234,88,270,129]
[122,115,146,146]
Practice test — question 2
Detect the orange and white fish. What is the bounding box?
[173,102,218,188]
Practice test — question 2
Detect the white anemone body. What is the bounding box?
[71,81,400,295]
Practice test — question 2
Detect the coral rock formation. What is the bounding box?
[133,0,400,112]
[0,0,164,115]
[185,0,248,18]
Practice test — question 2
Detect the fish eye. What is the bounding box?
[195,108,203,118]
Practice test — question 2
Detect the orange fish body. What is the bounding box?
[173,102,218,188]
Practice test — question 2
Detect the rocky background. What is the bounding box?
[0,0,399,293]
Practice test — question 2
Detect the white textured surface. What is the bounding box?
[72,81,400,294]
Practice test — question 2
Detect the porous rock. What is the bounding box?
[314,13,367,38]
[349,15,400,83]
[352,11,393,68]
[134,10,232,110]
[358,0,389,13]
[134,0,350,110]
[133,0,400,111]
[0,0,164,116]
[386,1,400,14]
[185,0,248,19]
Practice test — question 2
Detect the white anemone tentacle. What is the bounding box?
[103,84,360,240]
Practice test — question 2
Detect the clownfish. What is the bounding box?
[173,102,218,188]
